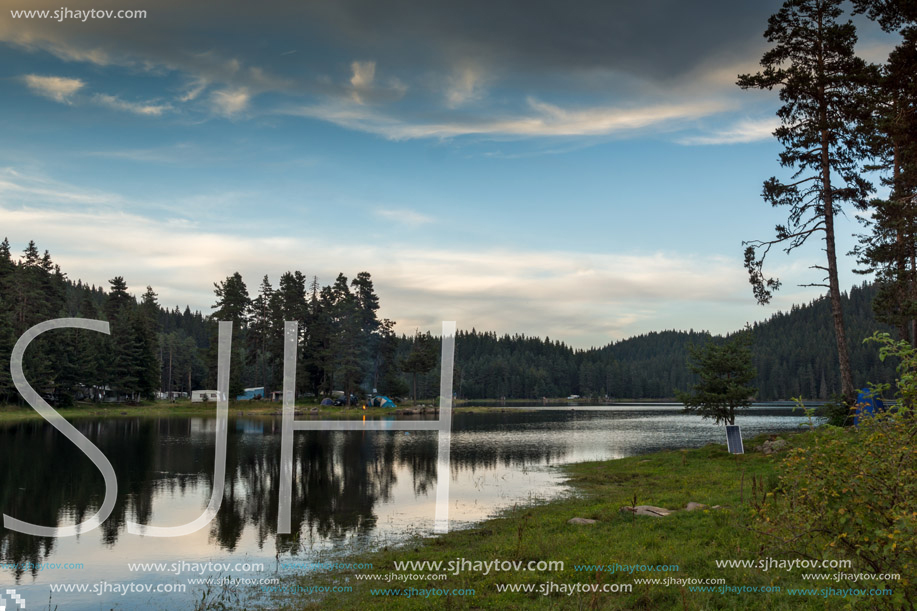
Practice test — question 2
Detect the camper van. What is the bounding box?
[191,390,219,403]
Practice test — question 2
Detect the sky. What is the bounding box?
[0,0,898,347]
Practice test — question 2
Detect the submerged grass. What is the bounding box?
[269,430,861,610]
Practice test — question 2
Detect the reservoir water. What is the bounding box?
[0,404,813,609]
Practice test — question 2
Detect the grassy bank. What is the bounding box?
[268,429,865,610]
[0,399,533,422]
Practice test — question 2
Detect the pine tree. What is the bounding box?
[0,239,15,402]
[739,0,873,404]
[210,272,250,398]
[329,274,364,404]
[852,1,917,346]
[401,331,437,402]
[676,331,758,425]
[247,275,274,392]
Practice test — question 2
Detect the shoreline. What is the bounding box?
[265,428,856,610]
[0,398,821,423]
[0,400,542,422]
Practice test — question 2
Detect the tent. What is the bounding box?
[854,388,884,426]
[320,397,334,406]
[236,387,264,401]
[371,395,397,408]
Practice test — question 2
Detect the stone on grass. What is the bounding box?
[685,502,707,511]
[620,505,673,517]
[759,438,788,455]
[567,517,598,525]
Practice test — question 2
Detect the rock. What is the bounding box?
[759,438,788,455]
[567,517,598,525]
[685,502,707,511]
[620,505,673,517]
[638,460,651,463]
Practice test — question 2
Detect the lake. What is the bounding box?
[0,404,814,609]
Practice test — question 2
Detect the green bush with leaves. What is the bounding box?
[815,392,854,427]
[756,333,916,609]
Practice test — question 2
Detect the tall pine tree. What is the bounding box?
[739,0,873,403]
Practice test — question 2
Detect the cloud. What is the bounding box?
[179,79,209,102]
[210,87,251,117]
[93,93,171,116]
[444,65,485,108]
[1,200,752,345]
[350,60,376,102]
[374,208,435,226]
[3,0,779,130]
[677,117,778,145]
[0,167,122,207]
[22,74,85,103]
[0,165,846,346]
[287,97,729,140]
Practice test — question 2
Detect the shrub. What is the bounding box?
[755,334,916,609]
[815,393,854,427]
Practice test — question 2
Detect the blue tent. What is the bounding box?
[236,387,264,401]
[320,397,334,406]
[854,388,884,426]
[371,395,397,408]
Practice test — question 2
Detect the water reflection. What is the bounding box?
[0,406,810,597]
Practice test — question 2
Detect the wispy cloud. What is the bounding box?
[179,78,209,102]
[350,60,376,103]
[374,208,435,227]
[677,117,777,145]
[0,167,122,207]
[210,87,251,117]
[444,65,485,108]
[22,74,85,103]
[93,93,171,116]
[286,97,729,140]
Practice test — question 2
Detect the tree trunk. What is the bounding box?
[167,345,172,401]
[911,245,916,347]
[821,130,856,404]
[816,9,855,406]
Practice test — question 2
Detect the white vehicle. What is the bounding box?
[191,390,219,403]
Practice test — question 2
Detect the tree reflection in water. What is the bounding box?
[0,413,563,582]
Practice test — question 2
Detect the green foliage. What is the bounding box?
[401,330,437,401]
[676,331,757,425]
[868,331,917,407]
[0,237,905,406]
[756,335,917,608]
[814,393,853,427]
[848,3,917,346]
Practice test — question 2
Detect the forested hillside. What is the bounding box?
[0,238,898,405]
[446,282,895,401]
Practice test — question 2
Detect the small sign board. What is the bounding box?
[725,425,744,454]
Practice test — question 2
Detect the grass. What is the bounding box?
[0,399,535,422]
[266,429,862,610]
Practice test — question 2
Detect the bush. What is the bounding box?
[755,334,917,609]
[815,393,854,427]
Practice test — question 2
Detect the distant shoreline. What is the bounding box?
[0,397,824,423]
